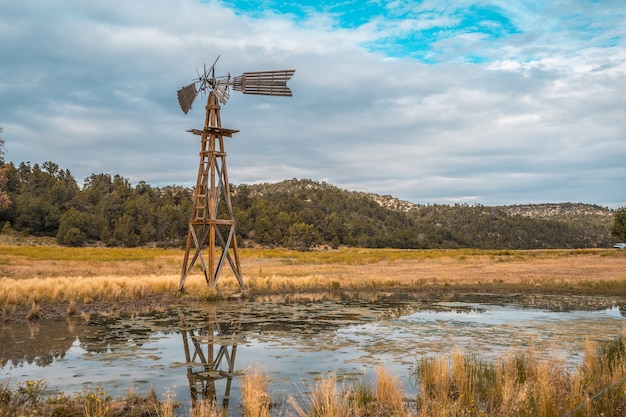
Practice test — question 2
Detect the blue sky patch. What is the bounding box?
[223,0,388,26]
[222,0,521,63]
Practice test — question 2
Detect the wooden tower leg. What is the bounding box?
[179,91,245,293]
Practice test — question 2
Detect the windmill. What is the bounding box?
[177,56,295,293]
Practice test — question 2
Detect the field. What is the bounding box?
[1,242,626,321]
[2,243,626,416]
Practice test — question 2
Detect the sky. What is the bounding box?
[1,0,625,207]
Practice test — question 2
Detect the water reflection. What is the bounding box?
[0,320,75,367]
[179,310,241,414]
[1,292,625,412]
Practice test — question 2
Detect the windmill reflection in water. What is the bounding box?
[179,310,242,414]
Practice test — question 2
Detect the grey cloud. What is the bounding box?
[1,0,625,207]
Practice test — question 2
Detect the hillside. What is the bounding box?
[230,179,615,249]
[0,162,617,249]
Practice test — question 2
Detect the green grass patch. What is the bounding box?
[0,245,179,262]
[1,245,622,265]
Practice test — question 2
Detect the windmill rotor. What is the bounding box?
[177,56,295,113]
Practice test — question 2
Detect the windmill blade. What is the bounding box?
[208,55,220,76]
[177,83,198,114]
[232,70,295,96]
[213,80,230,105]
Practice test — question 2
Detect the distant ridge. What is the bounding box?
[498,203,612,220]
[236,178,614,219]
[231,178,615,249]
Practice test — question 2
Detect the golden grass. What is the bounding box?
[241,366,272,417]
[1,245,625,310]
[286,367,410,417]
[373,366,408,416]
[289,373,352,417]
[414,331,626,417]
[0,274,180,305]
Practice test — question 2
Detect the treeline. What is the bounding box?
[0,161,616,249]
[0,162,192,247]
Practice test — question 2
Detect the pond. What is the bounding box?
[1,292,625,415]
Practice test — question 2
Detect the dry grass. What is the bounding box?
[414,330,626,417]
[241,366,272,417]
[371,366,409,417]
[0,274,182,305]
[26,300,40,320]
[289,373,353,417]
[188,399,222,417]
[286,367,410,417]
[1,245,625,310]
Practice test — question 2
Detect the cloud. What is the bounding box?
[1,0,625,207]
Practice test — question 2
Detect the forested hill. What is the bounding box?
[0,162,616,249]
[232,179,614,249]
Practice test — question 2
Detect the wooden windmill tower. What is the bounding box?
[176,56,295,292]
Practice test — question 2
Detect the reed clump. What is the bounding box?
[241,366,272,417]
[414,333,626,417]
[289,373,352,417]
[287,367,409,417]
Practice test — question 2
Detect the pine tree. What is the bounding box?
[612,207,626,242]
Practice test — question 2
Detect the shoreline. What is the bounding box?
[5,281,626,324]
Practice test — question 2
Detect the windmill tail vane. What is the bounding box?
[177,59,295,113]
[177,83,198,115]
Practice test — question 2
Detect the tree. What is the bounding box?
[287,222,322,251]
[57,207,89,246]
[0,126,10,210]
[612,207,626,242]
[10,162,78,236]
[112,213,140,247]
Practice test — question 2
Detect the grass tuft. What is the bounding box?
[241,366,272,417]
[1,302,16,322]
[67,299,77,316]
[414,334,626,416]
[289,373,352,417]
[26,301,40,320]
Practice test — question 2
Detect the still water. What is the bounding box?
[1,292,625,415]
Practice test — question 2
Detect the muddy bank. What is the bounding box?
[7,282,626,324]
